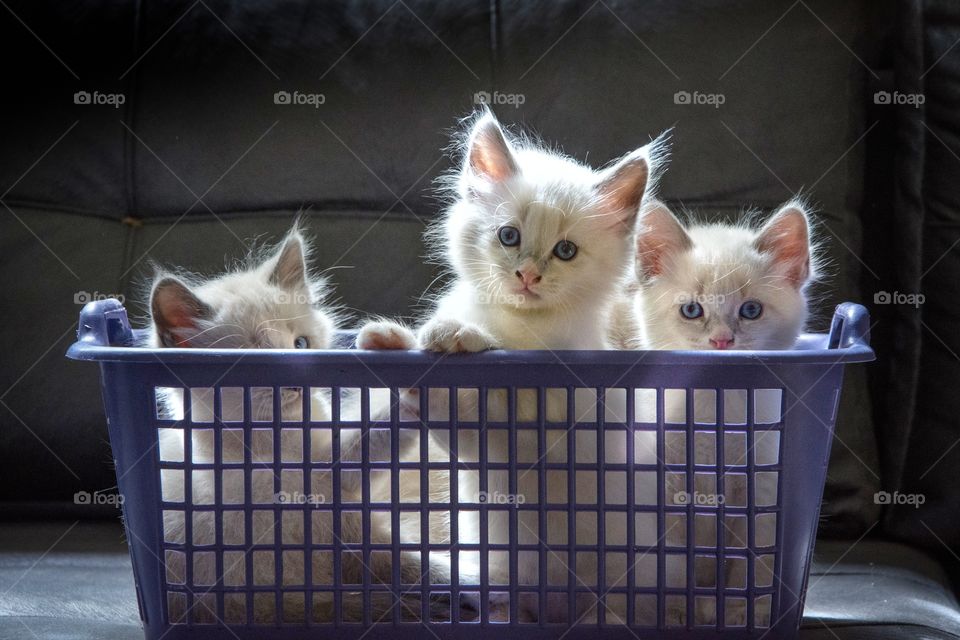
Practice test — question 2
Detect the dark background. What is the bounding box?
[1,0,959,636]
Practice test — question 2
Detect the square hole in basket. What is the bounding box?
[371,510,391,544]
[399,512,420,544]
[723,389,747,425]
[340,470,361,503]
[634,388,657,424]
[486,430,508,464]
[694,473,718,503]
[542,428,566,463]
[635,512,657,547]
[547,553,569,586]
[726,556,748,589]
[218,387,243,422]
[604,471,627,505]
[191,470,214,505]
[634,471,657,506]
[665,513,687,548]
[429,430,451,463]
[756,554,776,588]
[605,512,627,546]
[603,388,627,423]
[312,592,334,623]
[724,515,748,549]
[223,593,245,624]
[160,470,183,503]
[518,471,539,505]
[634,429,657,464]
[755,594,772,628]
[517,430,538,464]
[694,595,717,626]
[756,472,779,507]
[517,593,538,623]
[222,429,244,464]
[604,429,627,464]
[576,471,598,504]
[251,469,273,504]
[695,555,717,588]
[576,552,598,586]
[282,550,305,586]
[634,552,657,588]
[253,592,275,624]
[309,388,332,422]
[310,429,332,463]
[725,474,747,508]
[695,431,717,466]
[252,551,275,586]
[223,511,244,545]
[311,510,333,545]
[542,387,567,424]
[248,388,273,423]
[281,429,303,463]
[754,389,782,424]
[310,471,332,504]
[487,511,508,545]
[158,429,184,462]
[280,470,303,500]
[665,595,686,626]
[574,388,597,423]
[166,591,186,624]
[575,431,597,463]
[725,596,747,627]
[458,429,480,463]
[155,387,183,421]
[664,388,686,424]
[340,388,361,421]
[251,429,273,463]
[484,388,508,423]
[188,388,214,423]
[252,510,275,545]
[546,510,568,545]
[280,387,304,422]
[192,551,215,586]
[191,593,217,624]
[546,470,567,504]
[457,511,479,545]
[635,593,657,626]
[165,549,185,584]
[755,430,781,466]
[665,553,687,588]
[724,432,748,466]
[576,512,598,545]
[282,592,305,623]
[163,510,184,544]
[340,512,362,544]
[282,511,302,545]
[429,512,449,544]
[694,389,717,424]
[517,551,539,586]
[190,429,214,464]
[756,514,777,548]
[695,513,717,548]
[192,511,215,546]
[489,592,510,623]
[223,550,246,586]
[605,552,628,587]
[459,551,480,585]
[665,431,686,465]
[370,470,391,503]
[664,472,687,505]
[312,551,333,585]
[423,387,448,422]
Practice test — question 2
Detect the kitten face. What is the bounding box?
[149,229,335,351]
[445,113,659,312]
[636,201,815,350]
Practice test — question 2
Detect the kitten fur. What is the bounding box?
[360,110,668,623]
[612,198,820,625]
[148,227,459,623]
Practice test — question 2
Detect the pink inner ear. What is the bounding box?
[636,205,691,279]
[755,211,810,286]
[468,121,517,183]
[597,156,649,229]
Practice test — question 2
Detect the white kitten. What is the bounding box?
[360,111,667,623]
[149,228,455,624]
[614,199,819,627]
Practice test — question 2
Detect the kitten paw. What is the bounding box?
[418,318,496,353]
[356,321,418,350]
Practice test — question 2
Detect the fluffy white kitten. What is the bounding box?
[149,228,456,623]
[614,199,819,627]
[360,111,667,623]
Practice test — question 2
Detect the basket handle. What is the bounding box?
[77,298,134,347]
[827,302,871,350]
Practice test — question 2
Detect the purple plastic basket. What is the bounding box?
[67,299,873,640]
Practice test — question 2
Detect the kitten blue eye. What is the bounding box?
[739,300,763,320]
[498,226,521,247]
[680,301,704,319]
[294,336,309,349]
[553,240,578,260]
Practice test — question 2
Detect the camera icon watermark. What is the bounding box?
[874,490,925,509]
[474,90,526,109]
[274,90,326,108]
[74,489,124,507]
[74,90,126,109]
[674,90,725,109]
[274,490,327,506]
[874,290,924,308]
[74,291,125,305]
[873,91,925,108]
[674,491,725,506]
[478,490,526,506]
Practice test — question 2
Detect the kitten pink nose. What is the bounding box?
[710,337,735,350]
[515,269,542,286]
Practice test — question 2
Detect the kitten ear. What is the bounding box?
[596,148,651,231]
[270,232,308,290]
[151,276,211,347]
[466,113,518,183]
[635,200,692,281]
[753,201,811,288]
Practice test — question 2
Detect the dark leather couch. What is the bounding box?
[1,1,959,638]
